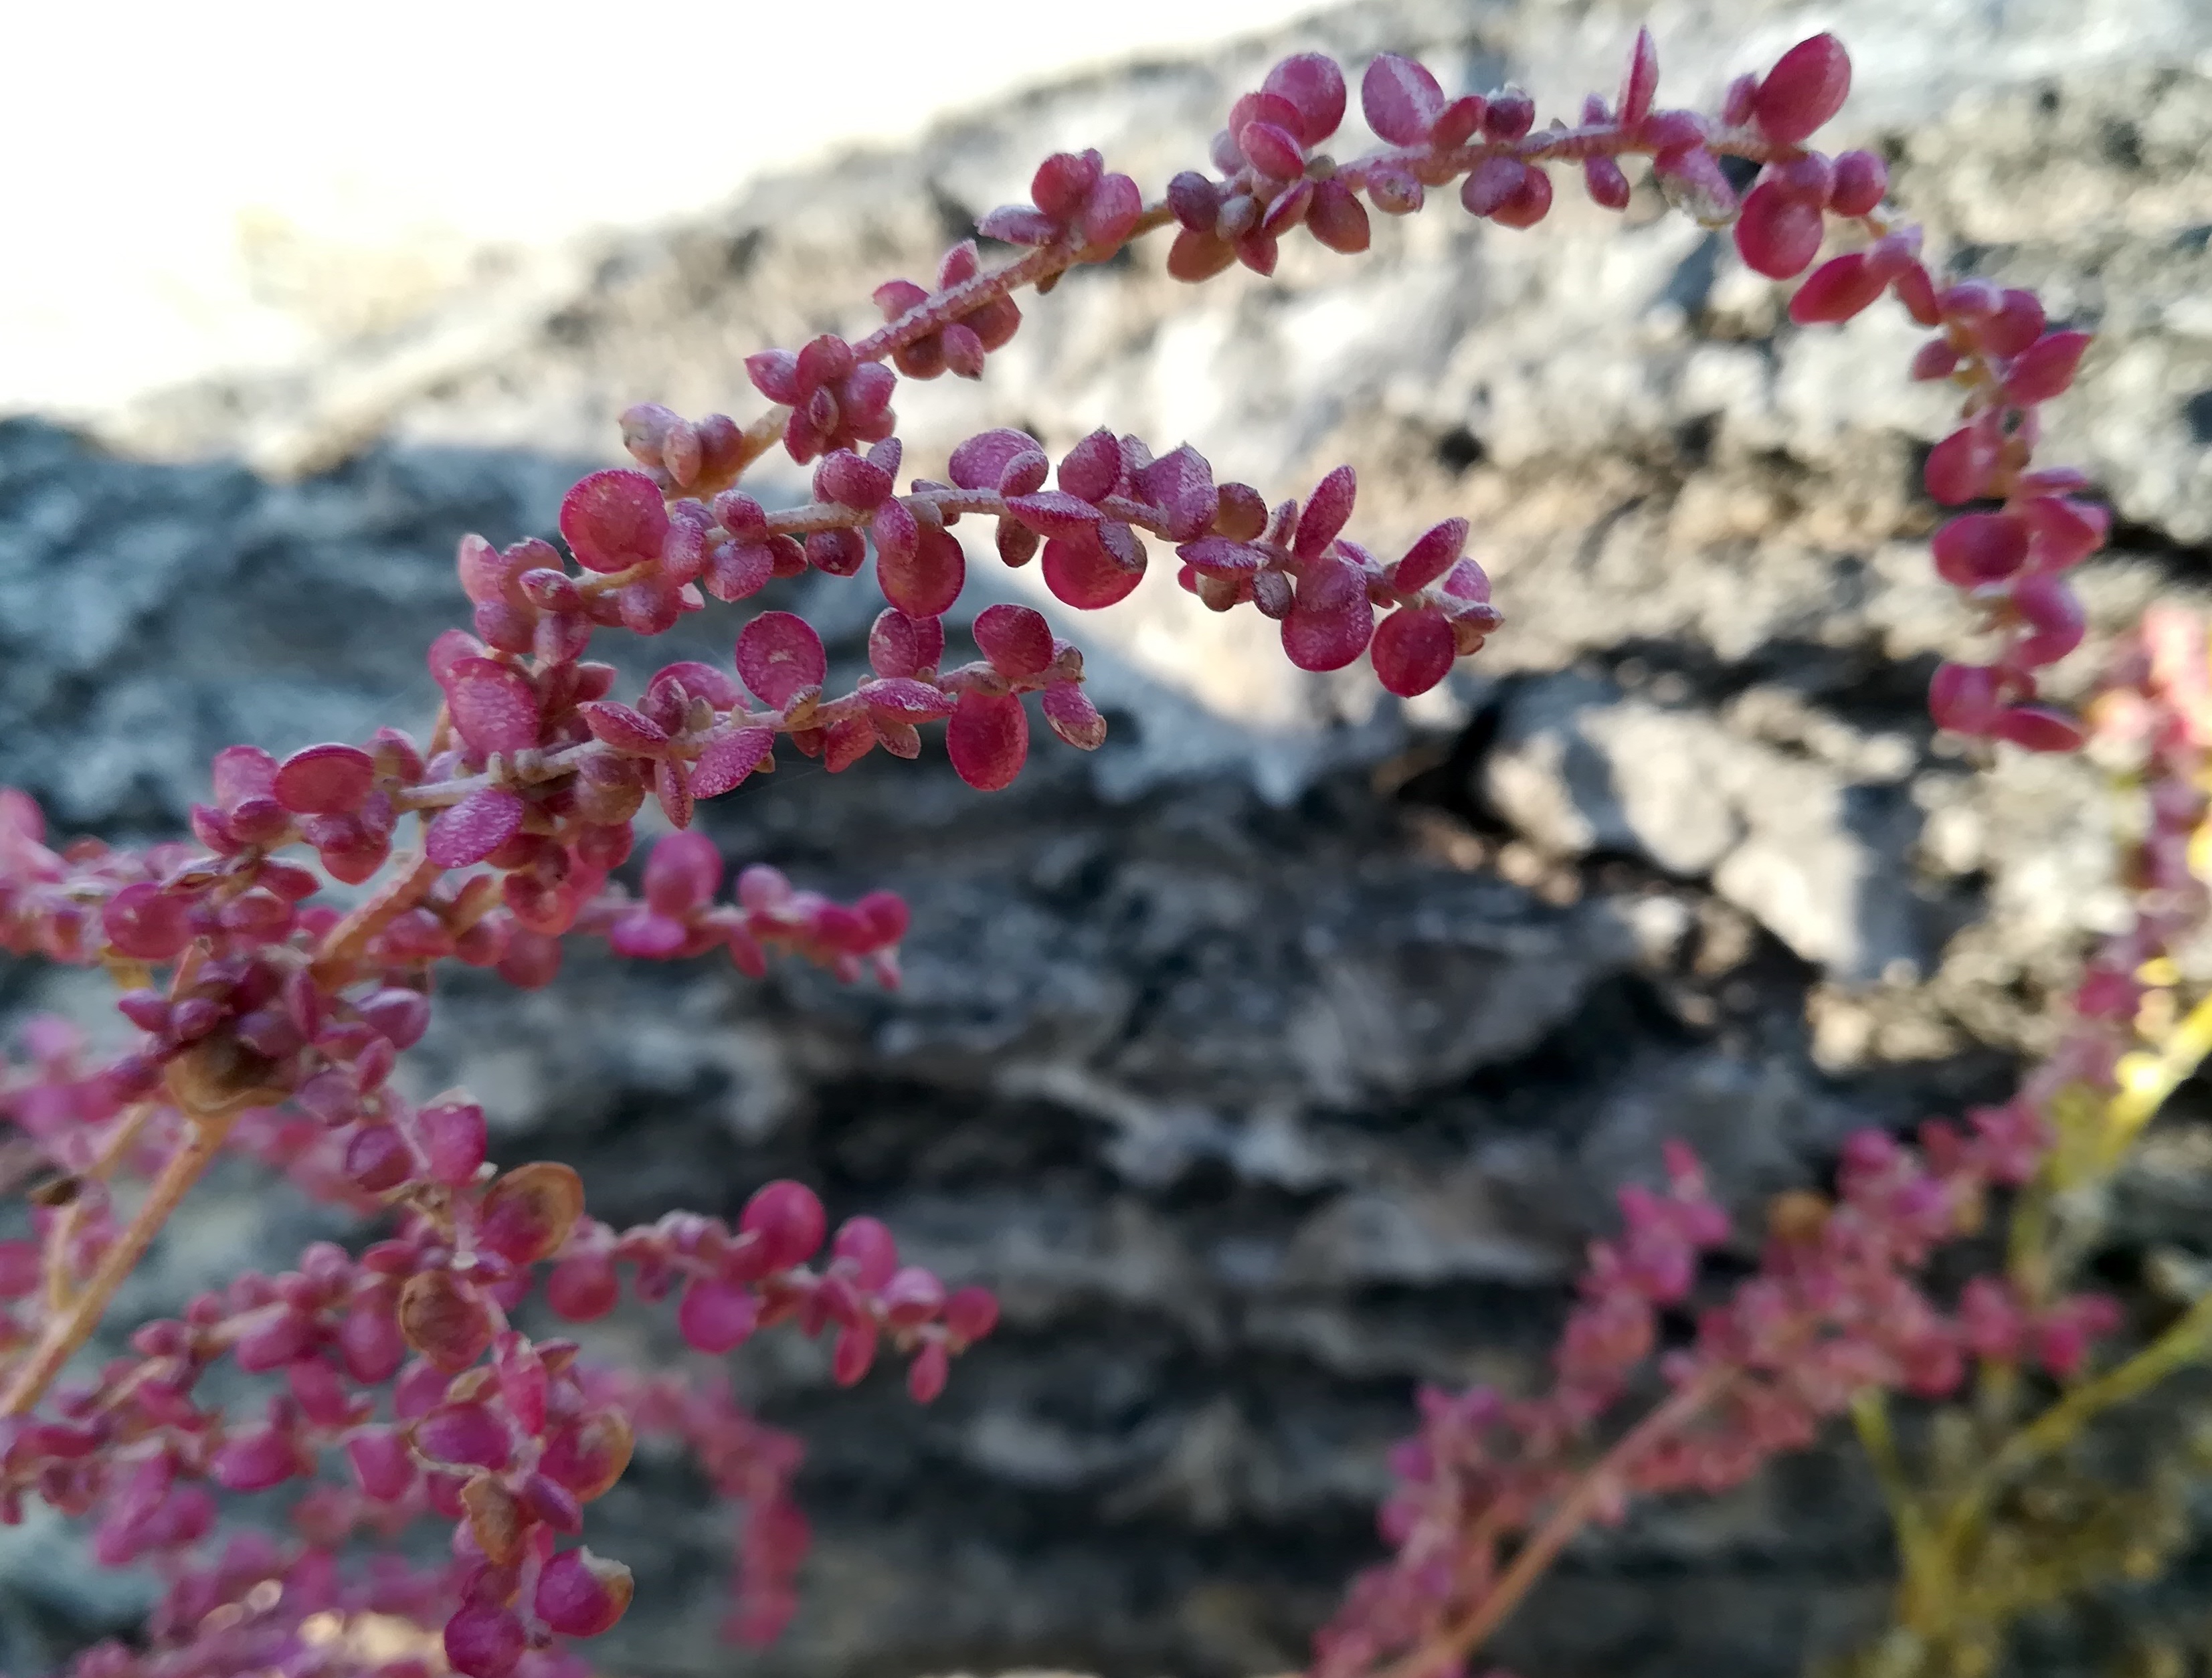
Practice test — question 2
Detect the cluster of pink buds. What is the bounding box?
[978,150,1144,264]
[586,837,908,984]
[1317,1107,2110,1678]
[872,240,1024,380]
[58,1535,456,1678]
[543,1178,998,1406]
[0,1121,994,1677]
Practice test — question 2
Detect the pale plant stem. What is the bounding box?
[40,1102,160,1314]
[1,1114,233,1418]
[308,852,440,986]
[1365,1374,1726,1678]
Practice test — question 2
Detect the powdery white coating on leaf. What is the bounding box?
[878,524,966,618]
[559,468,671,573]
[945,690,1029,790]
[1042,537,1144,609]
[735,612,827,709]
[973,603,1054,678]
[272,743,375,816]
[690,727,775,798]
[1360,52,1443,146]
[446,658,541,757]
[1370,606,1456,698]
[426,787,526,868]
[1280,555,1376,672]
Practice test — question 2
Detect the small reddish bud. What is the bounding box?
[1931,512,2029,588]
[1734,181,1825,278]
[1829,149,1888,215]
[1583,157,1632,211]
[741,1180,826,1271]
[908,1339,951,1403]
[1483,87,1535,141]
[536,1547,635,1639]
[678,1279,759,1354]
[444,1605,527,1678]
[1619,26,1659,124]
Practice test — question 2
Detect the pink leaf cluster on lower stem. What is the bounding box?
[1313,1113,2108,1678]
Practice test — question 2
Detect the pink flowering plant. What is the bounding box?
[0,19,2169,1678]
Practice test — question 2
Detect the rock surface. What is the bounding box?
[8,0,2212,1674]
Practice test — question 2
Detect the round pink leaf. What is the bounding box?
[703,538,775,603]
[948,429,1046,492]
[858,678,957,722]
[690,727,776,799]
[878,525,966,619]
[868,608,944,678]
[426,789,527,869]
[578,703,670,755]
[1752,33,1851,145]
[272,743,375,816]
[1370,606,1457,697]
[1293,465,1357,558]
[1734,181,1825,279]
[1042,684,1107,750]
[1042,537,1144,609]
[735,612,828,709]
[1281,557,1376,672]
[1263,52,1348,145]
[211,745,279,808]
[446,658,542,757]
[946,691,1029,791]
[1057,429,1123,504]
[102,883,193,961]
[647,659,743,711]
[973,603,1055,678]
[559,468,672,574]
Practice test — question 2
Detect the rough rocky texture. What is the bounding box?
[9,0,2212,1674]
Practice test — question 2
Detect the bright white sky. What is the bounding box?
[1,0,1315,416]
